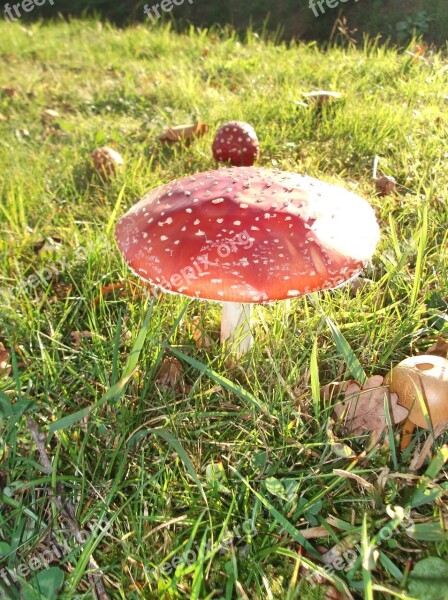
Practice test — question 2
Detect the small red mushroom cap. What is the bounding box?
[115,167,380,303]
[212,121,260,167]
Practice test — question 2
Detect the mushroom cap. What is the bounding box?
[212,121,260,167]
[115,167,380,303]
[384,355,448,428]
[91,146,124,177]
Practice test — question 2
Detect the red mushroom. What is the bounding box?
[115,167,380,355]
[212,122,260,167]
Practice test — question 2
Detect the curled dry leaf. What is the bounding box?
[93,280,155,305]
[91,146,124,178]
[70,331,93,348]
[42,109,60,121]
[375,175,397,196]
[302,90,343,106]
[156,357,183,389]
[423,336,448,359]
[0,87,17,98]
[159,120,208,144]
[326,587,351,600]
[0,343,11,379]
[333,375,408,435]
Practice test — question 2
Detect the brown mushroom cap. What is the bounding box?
[384,355,448,428]
[115,167,380,303]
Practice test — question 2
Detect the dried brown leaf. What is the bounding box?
[156,357,183,389]
[159,120,208,143]
[0,343,11,379]
[0,87,17,97]
[71,331,93,347]
[375,175,396,196]
[334,375,408,435]
[42,109,60,121]
[423,336,448,359]
[302,90,343,105]
[326,587,350,600]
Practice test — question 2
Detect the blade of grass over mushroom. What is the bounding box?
[383,390,398,470]
[310,337,321,418]
[326,317,367,384]
[361,513,374,600]
[50,301,155,432]
[106,181,127,236]
[409,446,448,509]
[169,347,270,418]
[410,205,428,310]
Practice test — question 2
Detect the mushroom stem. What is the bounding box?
[220,302,253,355]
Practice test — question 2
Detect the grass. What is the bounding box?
[0,18,447,600]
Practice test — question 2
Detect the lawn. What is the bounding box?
[0,18,447,600]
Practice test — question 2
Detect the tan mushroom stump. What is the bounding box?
[384,355,448,450]
[115,167,380,356]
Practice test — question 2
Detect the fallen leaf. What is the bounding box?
[332,469,373,490]
[70,331,93,347]
[91,146,124,178]
[0,344,11,379]
[156,357,183,388]
[42,109,60,121]
[159,120,208,144]
[326,586,351,600]
[187,316,212,349]
[93,280,155,305]
[333,375,408,435]
[302,90,343,106]
[423,336,448,359]
[33,236,62,255]
[375,175,396,196]
[0,87,17,97]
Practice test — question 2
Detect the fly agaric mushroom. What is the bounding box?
[384,355,448,450]
[212,122,260,167]
[115,167,380,356]
[91,146,124,178]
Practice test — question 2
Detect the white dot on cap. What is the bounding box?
[194,219,200,225]
[160,235,168,241]
[240,203,248,209]
[212,198,224,204]
[233,220,241,226]
[217,218,224,223]
[186,208,192,213]
[195,230,205,236]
